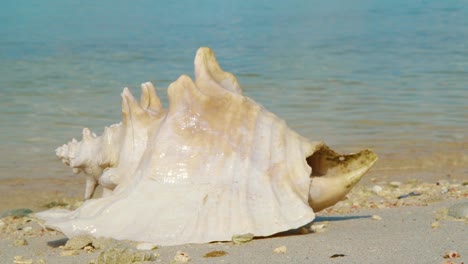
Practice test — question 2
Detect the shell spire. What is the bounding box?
[194,47,243,95]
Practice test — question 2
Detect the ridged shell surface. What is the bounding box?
[37,47,371,246]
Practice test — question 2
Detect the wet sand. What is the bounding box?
[0,164,467,264]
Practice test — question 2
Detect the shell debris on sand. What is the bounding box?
[299,227,309,234]
[310,222,329,233]
[443,250,461,259]
[431,221,441,228]
[389,181,402,188]
[440,261,460,264]
[58,236,115,256]
[372,185,383,194]
[232,233,254,244]
[173,251,191,263]
[323,179,468,215]
[59,236,161,262]
[92,247,158,264]
[64,235,93,250]
[203,250,228,258]
[136,242,158,250]
[13,238,28,247]
[0,214,59,240]
[371,215,382,220]
[84,245,95,252]
[13,256,33,264]
[273,246,288,254]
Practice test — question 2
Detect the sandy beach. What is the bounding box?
[1,2,467,263]
[1,164,466,264]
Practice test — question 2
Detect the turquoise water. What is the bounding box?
[1,1,467,180]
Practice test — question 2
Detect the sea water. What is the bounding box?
[0,1,467,180]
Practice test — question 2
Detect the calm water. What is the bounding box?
[1,1,467,180]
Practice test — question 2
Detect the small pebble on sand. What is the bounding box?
[22,226,33,233]
[174,251,190,262]
[310,222,329,233]
[232,233,254,244]
[273,246,287,254]
[443,250,460,259]
[203,250,227,258]
[83,245,95,252]
[13,239,28,247]
[13,256,33,264]
[136,242,158,250]
[447,201,468,219]
[371,215,382,220]
[372,185,383,194]
[64,236,93,250]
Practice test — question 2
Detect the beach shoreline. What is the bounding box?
[2,1,467,262]
[1,167,466,264]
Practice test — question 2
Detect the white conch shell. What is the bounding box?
[37,47,377,246]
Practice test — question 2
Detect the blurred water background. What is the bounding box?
[0,0,467,181]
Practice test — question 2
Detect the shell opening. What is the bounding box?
[306,145,377,211]
[306,146,331,177]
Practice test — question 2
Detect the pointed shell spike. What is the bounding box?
[121,87,147,125]
[194,47,242,94]
[140,82,162,113]
[167,75,207,115]
[82,128,93,141]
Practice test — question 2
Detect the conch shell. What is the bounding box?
[37,47,377,246]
